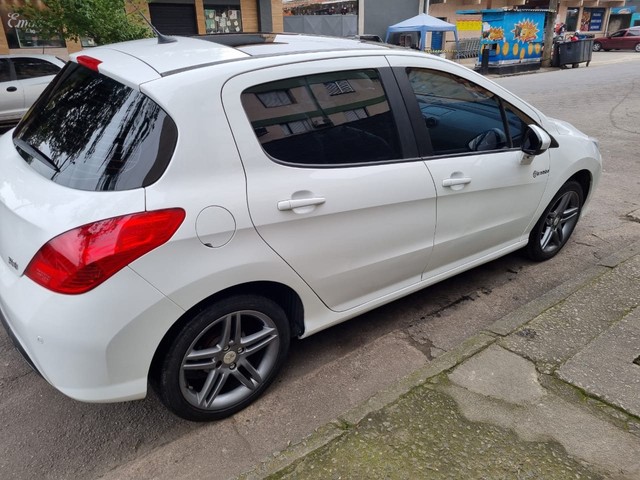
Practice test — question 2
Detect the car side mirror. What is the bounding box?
[521,125,552,165]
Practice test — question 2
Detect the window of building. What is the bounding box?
[241,69,402,166]
[566,8,580,32]
[325,80,354,95]
[204,6,242,33]
[256,90,294,108]
[580,8,605,32]
[344,108,368,121]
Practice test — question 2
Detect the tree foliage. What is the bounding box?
[18,0,152,46]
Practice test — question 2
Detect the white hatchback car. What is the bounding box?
[0,54,65,126]
[0,33,601,421]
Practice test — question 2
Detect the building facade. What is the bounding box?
[2,0,636,57]
[0,0,283,56]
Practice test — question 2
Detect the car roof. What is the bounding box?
[81,33,391,77]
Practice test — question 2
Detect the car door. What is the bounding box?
[0,58,25,123]
[607,30,626,49]
[222,57,437,312]
[387,57,550,278]
[621,29,640,50]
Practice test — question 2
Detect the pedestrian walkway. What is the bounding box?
[240,240,640,479]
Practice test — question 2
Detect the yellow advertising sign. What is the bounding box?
[457,20,482,31]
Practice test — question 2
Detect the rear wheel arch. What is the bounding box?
[149,281,304,383]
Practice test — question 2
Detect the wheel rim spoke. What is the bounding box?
[561,206,579,223]
[220,313,240,349]
[197,370,228,408]
[231,361,262,391]
[540,226,554,250]
[554,193,572,216]
[242,327,277,355]
[553,226,563,246]
[185,346,220,362]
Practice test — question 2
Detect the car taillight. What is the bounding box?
[25,209,186,295]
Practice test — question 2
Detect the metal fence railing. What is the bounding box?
[447,38,481,59]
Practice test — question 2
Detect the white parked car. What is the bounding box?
[0,34,601,421]
[0,54,65,126]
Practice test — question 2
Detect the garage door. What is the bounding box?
[149,4,198,36]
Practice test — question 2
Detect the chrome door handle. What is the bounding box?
[442,177,472,187]
[277,197,326,211]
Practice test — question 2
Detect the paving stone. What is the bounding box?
[500,258,640,372]
[557,307,640,418]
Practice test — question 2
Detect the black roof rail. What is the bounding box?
[193,32,286,47]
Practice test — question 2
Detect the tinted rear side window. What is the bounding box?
[0,59,11,82]
[13,63,177,191]
[241,69,403,166]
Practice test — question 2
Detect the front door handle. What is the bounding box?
[442,177,472,187]
[6,86,17,92]
[277,197,326,211]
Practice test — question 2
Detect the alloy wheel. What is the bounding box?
[179,309,280,410]
[538,190,580,254]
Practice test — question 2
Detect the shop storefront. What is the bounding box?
[146,0,279,35]
[565,6,606,33]
[608,6,638,31]
[0,0,71,54]
[203,2,243,33]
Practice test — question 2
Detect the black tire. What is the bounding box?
[592,42,602,52]
[526,181,584,262]
[635,43,640,53]
[153,295,290,421]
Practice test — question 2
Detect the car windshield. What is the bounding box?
[13,62,177,192]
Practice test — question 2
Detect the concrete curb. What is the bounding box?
[235,240,640,479]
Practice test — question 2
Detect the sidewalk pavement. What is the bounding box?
[454,49,640,76]
[239,238,640,480]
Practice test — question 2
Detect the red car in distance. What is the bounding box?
[592,26,640,52]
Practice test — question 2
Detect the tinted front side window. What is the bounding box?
[241,69,402,165]
[503,103,533,148]
[13,63,177,191]
[13,57,61,79]
[407,68,508,155]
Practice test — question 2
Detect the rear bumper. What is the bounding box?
[0,260,185,403]
[0,304,41,375]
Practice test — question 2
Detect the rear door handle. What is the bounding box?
[442,177,472,187]
[6,86,17,92]
[277,197,326,211]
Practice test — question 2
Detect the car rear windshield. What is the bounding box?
[13,62,177,191]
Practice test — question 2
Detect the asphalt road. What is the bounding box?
[1,52,639,480]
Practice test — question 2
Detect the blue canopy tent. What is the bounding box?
[385,13,459,55]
